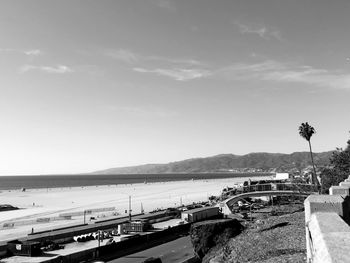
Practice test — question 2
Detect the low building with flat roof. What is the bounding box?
[181,207,220,223]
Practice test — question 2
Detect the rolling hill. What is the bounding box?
[91,151,333,174]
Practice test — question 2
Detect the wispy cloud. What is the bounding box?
[20,64,73,74]
[105,48,208,81]
[0,48,42,56]
[106,47,350,87]
[133,67,210,81]
[105,49,139,64]
[147,56,203,66]
[151,0,176,11]
[105,49,202,66]
[23,49,42,56]
[234,22,283,41]
[219,60,350,89]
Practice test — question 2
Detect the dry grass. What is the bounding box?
[203,205,306,263]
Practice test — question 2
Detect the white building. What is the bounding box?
[181,207,220,223]
[275,173,291,180]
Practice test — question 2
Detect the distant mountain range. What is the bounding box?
[91,151,333,174]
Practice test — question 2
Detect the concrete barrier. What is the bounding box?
[339,182,350,188]
[307,212,350,263]
[304,195,350,224]
[305,177,350,263]
[329,185,350,196]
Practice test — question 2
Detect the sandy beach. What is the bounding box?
[0,175,273,241]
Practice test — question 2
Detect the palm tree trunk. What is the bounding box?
[308,140,319,189]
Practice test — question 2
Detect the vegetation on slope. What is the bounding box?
[203,205,306,263]
[92,152,332,174]
[321,135,350,193]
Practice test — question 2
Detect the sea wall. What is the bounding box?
[305,175,350,263]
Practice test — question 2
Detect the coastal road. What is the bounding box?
[107,236,195,263]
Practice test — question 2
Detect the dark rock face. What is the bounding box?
[143,257,162,263]
[189,219,243,260]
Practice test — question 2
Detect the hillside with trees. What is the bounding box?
[321,136,350,193]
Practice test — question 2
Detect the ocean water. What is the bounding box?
[0,173,271,190]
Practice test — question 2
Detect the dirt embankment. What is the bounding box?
[190,205,306,263]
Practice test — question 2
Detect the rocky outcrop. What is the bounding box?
[189,219,243,260]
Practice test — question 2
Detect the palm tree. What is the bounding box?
[298,122,319,188]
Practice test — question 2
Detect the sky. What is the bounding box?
[1,0,350,175]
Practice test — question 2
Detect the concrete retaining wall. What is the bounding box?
[305,175,350,263]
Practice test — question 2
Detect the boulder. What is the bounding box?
[189,219,243,260]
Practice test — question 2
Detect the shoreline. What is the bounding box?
[0,172,273,191]
[0,175,274,193]
[0,175,274,242]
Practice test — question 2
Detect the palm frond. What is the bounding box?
[298,122,315,141]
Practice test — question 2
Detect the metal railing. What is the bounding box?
[223,183,318,197]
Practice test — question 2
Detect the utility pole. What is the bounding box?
[129,195,132,221]
[250,204,253,222]
[98,230,101,248]
[271,196,274,207]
